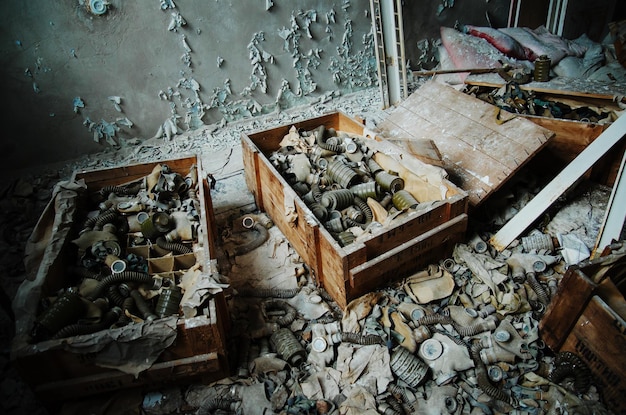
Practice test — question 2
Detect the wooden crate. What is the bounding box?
[522,114,626,187]
[376,81,555,207]
[11,156,230,403]
[242,112,468,309]
[463,81,623,187]
[540,248,626,413]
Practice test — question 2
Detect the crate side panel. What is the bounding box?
[315,227,363,309]
[560,296,626,414]
[34,352,222,402]
[75,157,198,191]
[241,136,263,210]
[363,202,450,258]
[539,268,597,351]
[348,214,467,302]
[255,154,318,269]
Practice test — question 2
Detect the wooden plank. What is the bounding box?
[316,226,353,309]
[380,126,443,166]
[465,77,626,102]
[74,157,198,190]
[34,352,223,402]
[377,81,553,206]
[362,202,450,257]
[490,114,626,251]
[379,106,502,205]
[407,81,551,152]
[594,149,626,256]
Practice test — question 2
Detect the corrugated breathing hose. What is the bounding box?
[354,196,373,223]
[195,397,235,415]
[527,273,550,305]
[470,342,515,407]
[106,285,126,307]
[52,307,121,339]
[99,185,139,197]
[232,223,269,257]
[130,289,157,322]
[237,287,300,298]
[262,299,297,327]
[340,331,384,345]
[88,271,153,300]
[94,210,119,230]
[550,351,592,393]
[156,236,192,254]
[82,207,117,231]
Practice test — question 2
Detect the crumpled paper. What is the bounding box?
[300,367,342,401]
[557,233,591,265]
[454,243,508,294]
[13,179,87,354]
[179,265,228,318]
[338,384,379,415]
[368,139,450,201]
[336,343,392,396]
[403,264,455,304]
[21,316,178,377]
[341,292,384,333]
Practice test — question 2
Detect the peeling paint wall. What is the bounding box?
[0,0,375,172]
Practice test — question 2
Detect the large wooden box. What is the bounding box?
[523,114,624,186]
[242,112,468,309]
[11,156,230,403]
[540,246,626,413]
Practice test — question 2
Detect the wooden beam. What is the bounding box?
[593,149,626,257]
[490,114,626,251]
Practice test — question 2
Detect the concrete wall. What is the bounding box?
[0,0,376,172]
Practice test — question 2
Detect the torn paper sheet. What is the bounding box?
[300,367,342,401]
[336,343,392,396]
[338,384,380,415]
[366,138,450,201]
[557,233,591,265]
[453,243,508,294]
[13,180,87,351]
[22,316,177,377]
[179,266,229,318]
[403,264,455,304]
[341,292,384,333]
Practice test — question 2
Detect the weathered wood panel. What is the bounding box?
[377,81,554,206]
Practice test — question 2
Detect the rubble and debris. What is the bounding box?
[466,83,622,123]
[2,69,619,414]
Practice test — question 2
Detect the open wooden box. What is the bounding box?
[11,156,230,403]
[242,112,469,309]
[540,245,626,414]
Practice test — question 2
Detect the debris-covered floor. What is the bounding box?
[1,87,621,415]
